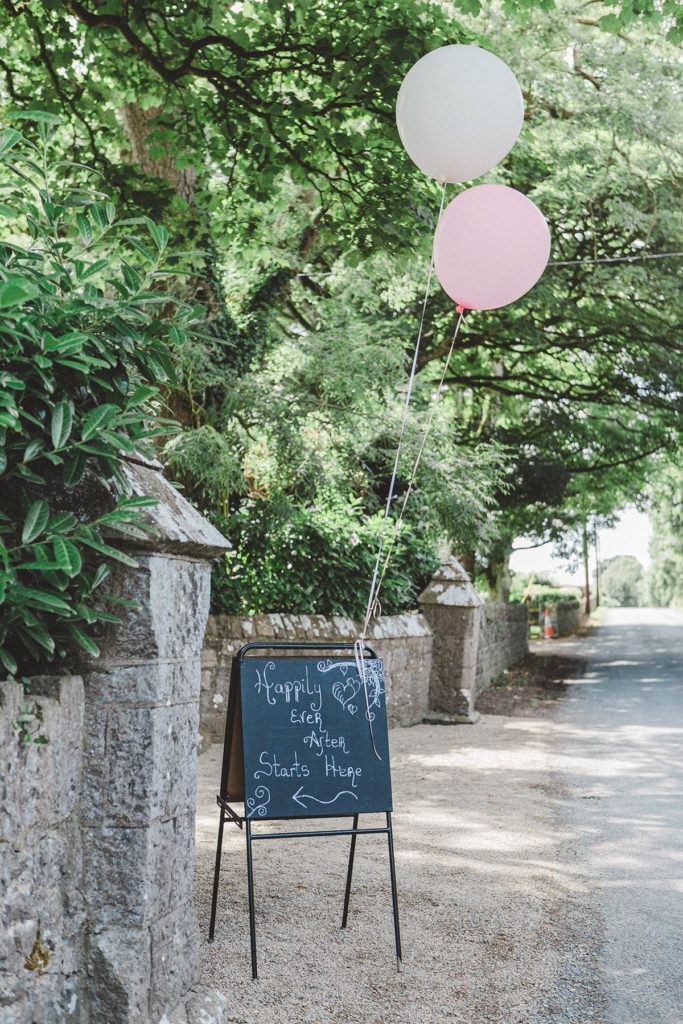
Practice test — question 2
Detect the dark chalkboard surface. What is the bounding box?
[234,654,392,820]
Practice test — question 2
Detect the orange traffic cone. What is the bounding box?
[543,606,554,639]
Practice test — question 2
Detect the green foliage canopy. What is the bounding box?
[433,2,683,580]
[0,0,470,247]
[2,0,681,611]
[646,462,683,608]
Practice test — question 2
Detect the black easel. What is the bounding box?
[208,642,402,979]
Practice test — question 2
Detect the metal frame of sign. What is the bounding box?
[207,641,403,979]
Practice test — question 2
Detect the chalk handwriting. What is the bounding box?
[290,707,323,728]
[325,753,362,787]
[317,659,351,675]
[302,728,349,756]
[361,661,385,723]
[254,662,322,710]
[241,656,390,818]
[254,750,310,780]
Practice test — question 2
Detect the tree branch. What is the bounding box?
[575,17,632,41]
[1,0,29,15]
[512,540,553,551]
[62,2,309,82]
[572,45,602,90]
[62,0,198,82]
[0,58,32,101]
[522,88,574,121]
[27,16,106,166]
[567,440,672,474]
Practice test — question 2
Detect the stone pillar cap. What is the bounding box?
[115,458,230,559]
[418,556,483,608]
[51,455,230,560]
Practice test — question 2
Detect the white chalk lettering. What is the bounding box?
[324,753,362,788]
[303,729,349,757]
[254,750,310,779]
[254,663,321,707]
[290,708,323,728]
[254,663,277,705]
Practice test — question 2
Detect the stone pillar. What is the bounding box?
[74,459,230,1024]
[418,558,483,722]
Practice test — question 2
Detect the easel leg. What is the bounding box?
[341,814,359,929]
[208,808,226,941]
[245,818,258,979]
[386,812,403,972]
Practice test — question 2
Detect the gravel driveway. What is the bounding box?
[194,700,605,1023]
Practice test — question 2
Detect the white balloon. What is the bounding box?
[396,44,524,183]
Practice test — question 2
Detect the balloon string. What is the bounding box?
[356,183,449,759]
[359,181,448,647]
[367,309,466,622]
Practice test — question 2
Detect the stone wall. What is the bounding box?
[0,457,230,1024]
[1,676,84,1024]
[549,600,582,637]
[201,578,531,737]
[475,603,529,694]
[201,611,433,742]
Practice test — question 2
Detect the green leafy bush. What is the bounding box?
[211,498,439,618]
[162,425,244,512]
[0,114,191,675]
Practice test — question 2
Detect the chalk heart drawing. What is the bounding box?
[348,704,358,715]
[332,678,360,711]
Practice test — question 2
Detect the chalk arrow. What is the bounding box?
[292,786,358,809]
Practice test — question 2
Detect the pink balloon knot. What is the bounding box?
[456,304,466,315]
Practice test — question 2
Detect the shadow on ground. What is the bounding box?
[194,706,606,1024]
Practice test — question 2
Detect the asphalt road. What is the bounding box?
[555,607,683,1024]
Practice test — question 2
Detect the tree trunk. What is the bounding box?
[455,551,476,581]
[582,518,592,615]
[594,521,600,608]
[121,102,197,204]
[483,556,512,602]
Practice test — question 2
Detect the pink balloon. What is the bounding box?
[433,184,551,311]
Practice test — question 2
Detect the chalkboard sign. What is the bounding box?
[210,643,402,977]
[227,652,392,820]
